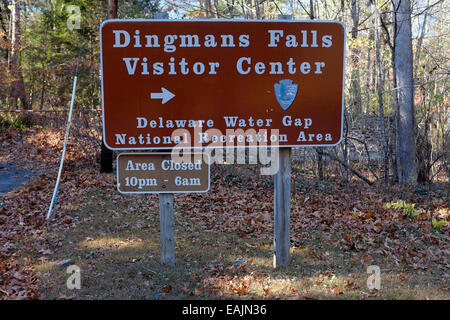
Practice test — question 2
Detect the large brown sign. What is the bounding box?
[117,153,210,193]
[101,20,346,150]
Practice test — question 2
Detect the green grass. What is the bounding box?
[0,114,25,129]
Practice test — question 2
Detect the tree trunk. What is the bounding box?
[107,0,118,19]
[0,0,10,48]
[213,0,220,18]
[415,0,432,183]
[393,0,417,184]
[255,0,261,19]
[364,0,375,133]
[226,0,235,18]
[39,71,46,110]
[9,0,28,110]
[373,0,389,187]
[342,113,349,182]
[414,0,429,81]
[367,23,375,101]
[309,0,314,19]
[350,0,362,115]
[203,0,213,18]
[378,3,400,182]
[308,0,324,180]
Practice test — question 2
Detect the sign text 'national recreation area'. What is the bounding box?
[100,20,346,150]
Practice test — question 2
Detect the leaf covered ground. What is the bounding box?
[0,123,449,300]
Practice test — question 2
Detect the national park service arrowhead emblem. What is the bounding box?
[274,79,298,110]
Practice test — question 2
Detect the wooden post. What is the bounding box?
[159,193,175,266]
[100,0,117,174]
[273,14,293,269]
[155,12,174,266]
[274,147,291,268]
[100,141,113,173]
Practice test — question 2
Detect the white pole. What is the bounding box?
[46,76,77,220]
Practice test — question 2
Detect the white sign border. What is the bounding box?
[116,152,211,194]
[100,19,347,151]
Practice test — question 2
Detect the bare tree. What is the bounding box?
[305,0,324,180]
[201,0,214,18]
[9,0,28,110]
[309,0,314,19]
[213,0,220,18]
[373,0,390,186]
[350,0,362,114]
[393,0,417,184]
[108,0,118,19]
[364,0,375,130]
[225,0,235,18]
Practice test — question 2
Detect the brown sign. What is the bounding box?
[116,153,210,193]
[101,20,346,150]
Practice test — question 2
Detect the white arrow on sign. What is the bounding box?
[150,87,175,104]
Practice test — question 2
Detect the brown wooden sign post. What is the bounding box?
[159,193,174,265]
[155,12,174,267]
[274,14,292,269]
[101,18,346,268]
[274,147,292,268]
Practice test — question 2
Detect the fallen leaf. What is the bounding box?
[163,285,172,293]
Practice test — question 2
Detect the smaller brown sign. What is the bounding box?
[117,153,210,193]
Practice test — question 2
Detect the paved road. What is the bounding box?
[0,163,33,197]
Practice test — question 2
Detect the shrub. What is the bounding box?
[0,114,24,129]
[384,200,421,217]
